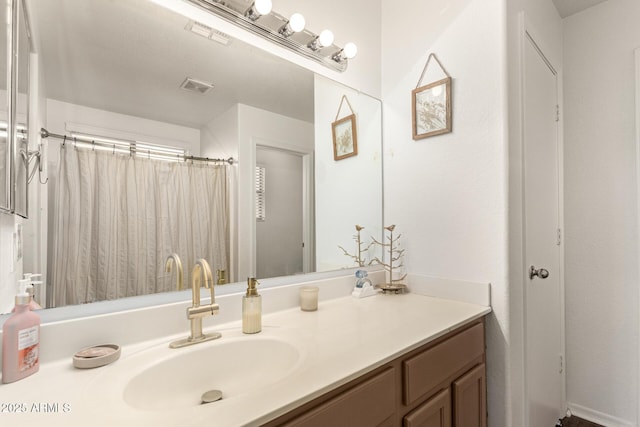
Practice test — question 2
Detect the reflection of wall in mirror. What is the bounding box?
[314,76,383,272]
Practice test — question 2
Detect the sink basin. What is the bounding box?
[122,335,302,411]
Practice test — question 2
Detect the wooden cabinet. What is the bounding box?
[264,318,486,427]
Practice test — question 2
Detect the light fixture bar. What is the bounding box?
[187,0,349,72]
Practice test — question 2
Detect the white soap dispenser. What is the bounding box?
[242,277,261,334]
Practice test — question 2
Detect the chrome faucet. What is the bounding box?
[165,253,184,291]
[170,258,222,349]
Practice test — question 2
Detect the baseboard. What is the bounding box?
[567,402,635,427]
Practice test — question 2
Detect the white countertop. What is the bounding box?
[0,290,490,426]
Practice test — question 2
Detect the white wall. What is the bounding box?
[381,0,508,425]
[201,105,239,282]
[506,1,563,425]
[563,0,640,424]
[22,52,49,306]
[0,215,20,313]
[314,75,383,272]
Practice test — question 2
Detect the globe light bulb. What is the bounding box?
[343,42,358,59]
[289,13,305,33]
[318,29,334,47]
[254,0,272,16]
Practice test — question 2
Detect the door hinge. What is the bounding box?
[556,228,561,246]
[559,354,564,374]
[556,105,560,122]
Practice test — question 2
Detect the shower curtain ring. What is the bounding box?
[62,135,67,146]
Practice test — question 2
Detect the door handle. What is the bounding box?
[529,265,549,280]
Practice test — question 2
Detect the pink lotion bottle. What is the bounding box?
[2,281,40,384]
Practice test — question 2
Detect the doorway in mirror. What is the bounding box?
[256,146,305,279]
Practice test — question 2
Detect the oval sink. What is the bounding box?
[122,336,301,411]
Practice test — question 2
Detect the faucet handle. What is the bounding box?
[165,254,184,291]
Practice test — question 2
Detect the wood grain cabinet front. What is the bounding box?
[265,318,487,427]
[453,363,487,427]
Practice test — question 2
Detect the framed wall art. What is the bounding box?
[412,53,452,140]
[332,95,358,160]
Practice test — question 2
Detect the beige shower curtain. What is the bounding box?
[51,145,228,306]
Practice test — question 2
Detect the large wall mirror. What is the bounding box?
[0,0,383,316]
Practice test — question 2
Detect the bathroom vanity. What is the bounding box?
[265,318,486,427]
[0,274,490,426]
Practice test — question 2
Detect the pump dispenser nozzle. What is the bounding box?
[246,277,259,296]
[16,279,31,305]
[14,275,43,310]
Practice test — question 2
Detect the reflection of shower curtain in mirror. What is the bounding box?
[51,146,229,306]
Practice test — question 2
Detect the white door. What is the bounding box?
[523,32,564,427]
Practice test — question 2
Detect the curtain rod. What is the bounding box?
[39,128,236,165]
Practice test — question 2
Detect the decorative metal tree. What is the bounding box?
[338,225,374,267]
[370,225,407,294]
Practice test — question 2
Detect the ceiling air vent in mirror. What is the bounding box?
[180,77,214,95]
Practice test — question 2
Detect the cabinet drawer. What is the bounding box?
[403,323,484,406]
[283,367,396,427]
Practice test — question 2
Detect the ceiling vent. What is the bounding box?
[180,77,214,95]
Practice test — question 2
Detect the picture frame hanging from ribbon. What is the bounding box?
[331,95,358,161]
[412,53,452,140]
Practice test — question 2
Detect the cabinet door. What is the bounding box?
[452,363,486,427]
[403,322,484,406]
[403,388,452,427]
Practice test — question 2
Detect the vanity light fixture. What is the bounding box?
[278,12,305,37]
[319,30,335,47]
[245,0,272,21]
[332,42,358,63]
[308,29,334,51]
[187,0,356,72]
